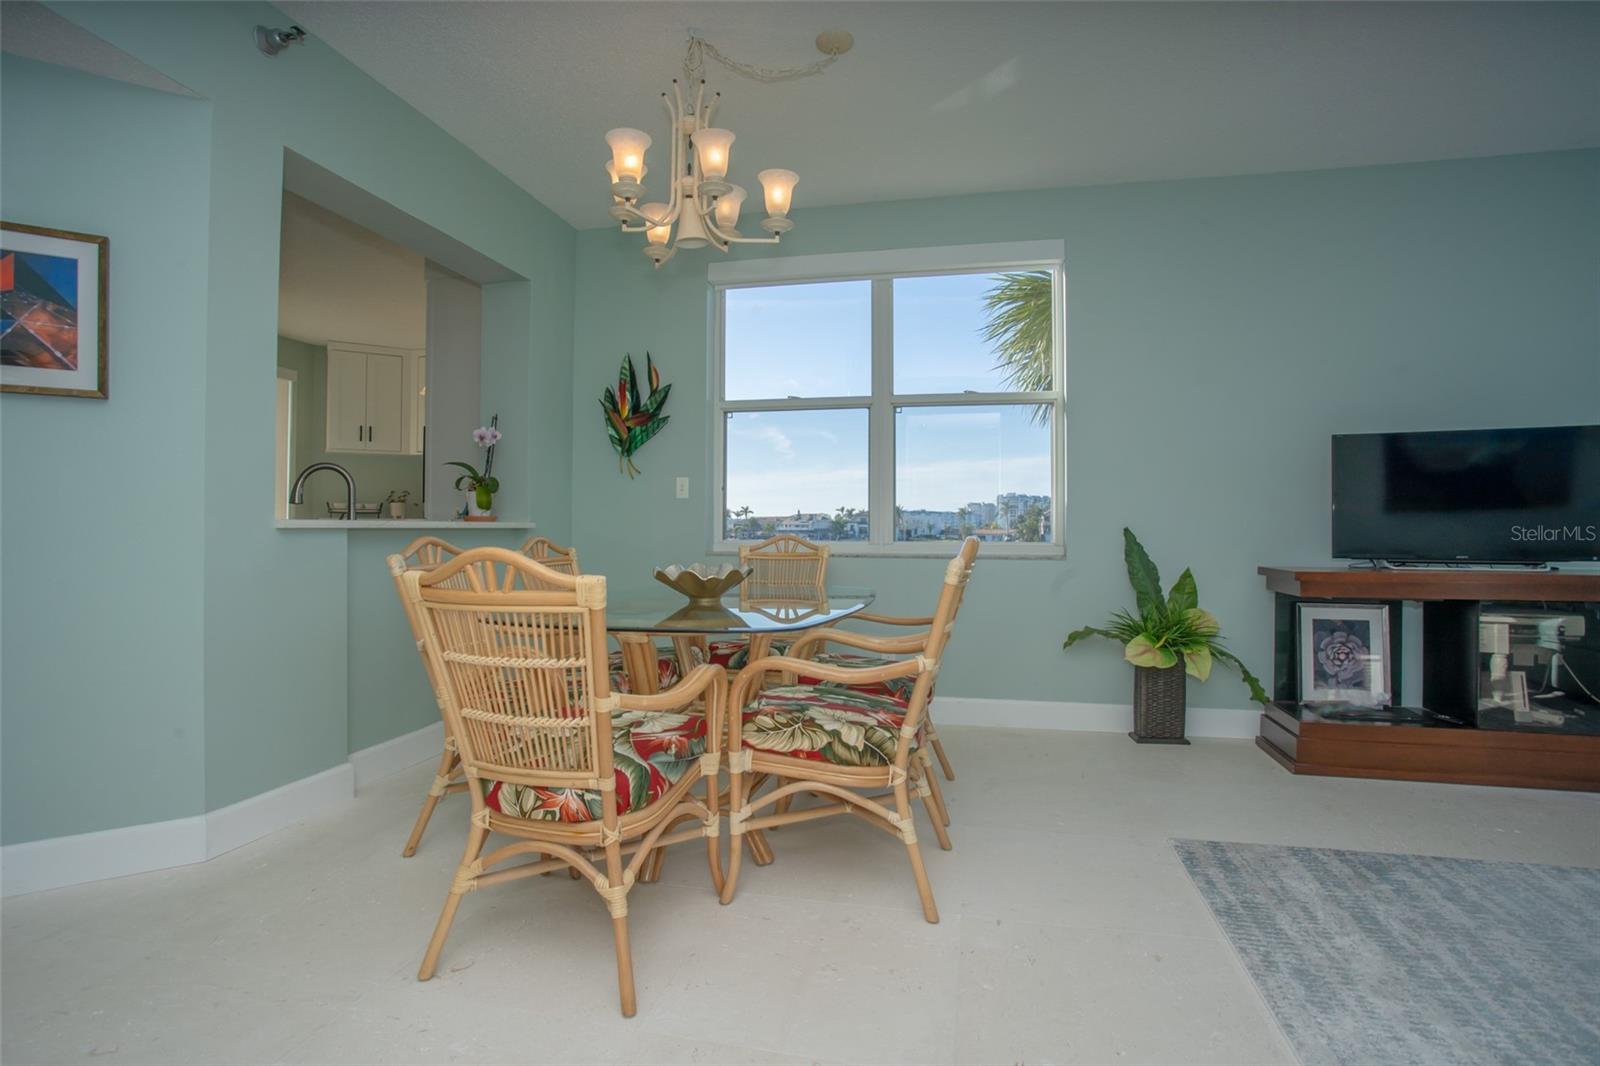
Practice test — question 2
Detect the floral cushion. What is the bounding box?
[740,686,914,768]
[707,638,791,671]
[800,652,920,702]
[484,710,708,823]
[607,648,684,693]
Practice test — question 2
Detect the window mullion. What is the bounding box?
[720,395,870,412]
[713,286,727,544]
[889,391,1062,407]
[868,278,896,545]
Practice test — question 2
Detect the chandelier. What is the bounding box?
[604,33,851,267]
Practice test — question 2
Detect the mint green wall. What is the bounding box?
[571,150,1600,713]
[342,527,517,754]
[276,337,425,518]
[1,56,212,842]
[1,2,575,842]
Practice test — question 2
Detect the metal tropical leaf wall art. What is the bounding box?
[601,352,671,478]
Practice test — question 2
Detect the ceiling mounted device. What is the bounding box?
[604,31,852,267]
[256,24,307,57]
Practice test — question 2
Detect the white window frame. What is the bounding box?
[709,240,1066,559]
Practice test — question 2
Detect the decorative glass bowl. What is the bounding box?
[653,563,751,606]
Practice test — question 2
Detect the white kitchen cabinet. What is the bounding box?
[325,347,369,451]
[325,343,418,454]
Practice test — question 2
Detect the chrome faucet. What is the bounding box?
[289,462,357,520]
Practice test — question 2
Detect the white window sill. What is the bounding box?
[711,540,1063,560]
[275,519,536,531]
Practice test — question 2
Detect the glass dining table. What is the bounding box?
[605,584,876,695]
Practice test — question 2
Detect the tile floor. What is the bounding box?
[4,728,1597,1065]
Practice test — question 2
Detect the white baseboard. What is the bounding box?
[932,697,1260,739]
[205,763,355,859]
[350,721,444,790]
[0,815,208,899]
[2,722,445,898]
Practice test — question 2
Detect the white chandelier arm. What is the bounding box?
[701,206,780,247]
[659,88,684,225]
[697,201,728,243]
[617,201,675,231]
[616,196,676,231]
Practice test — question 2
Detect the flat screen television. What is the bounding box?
[1331,425,1600,563]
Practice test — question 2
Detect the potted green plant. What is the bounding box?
[1065,528,1267,743]
[448,417,500,521]
[385,490,410,520]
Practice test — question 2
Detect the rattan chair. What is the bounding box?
[390,536,472,858]
[800,607,958,787]
[397,547,727,1017]
[780,605,956,830]
[706,534,830,669]
[518,535,579,574]
[515,534,700,693]
[720,538,978,923]
[742,533,829,588]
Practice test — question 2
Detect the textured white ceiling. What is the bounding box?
[280,2,1600,230]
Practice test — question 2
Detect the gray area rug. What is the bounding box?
[1174,840,1600,1066]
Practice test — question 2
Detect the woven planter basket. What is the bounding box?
[1131,663,1189,745]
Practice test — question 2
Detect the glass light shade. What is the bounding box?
[606,160,646,184]
[713,185,747,230]
[605,128,651,183]
[691,128,735,181]
[757,169,798,218]
[605,160,647,205]
[640,203,672,246]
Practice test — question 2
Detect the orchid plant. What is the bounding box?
[1065,528,1268,704]
[446,415,501,511]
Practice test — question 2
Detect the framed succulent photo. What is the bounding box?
[1297,603,1391,706]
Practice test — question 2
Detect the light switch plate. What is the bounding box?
[675,477,690,499]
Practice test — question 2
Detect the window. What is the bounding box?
[712,242,1065,556]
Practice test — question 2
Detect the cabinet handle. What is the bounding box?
[357,425,363,442]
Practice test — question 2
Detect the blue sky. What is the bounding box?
[724,280,871,399]
[724,274,1053,516]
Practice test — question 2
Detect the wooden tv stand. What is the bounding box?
[1255,566,1600,792]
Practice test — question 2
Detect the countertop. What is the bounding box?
[275,519,537,531]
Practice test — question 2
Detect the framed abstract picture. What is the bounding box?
[2,222,108,398]
[1297,602,1391,706]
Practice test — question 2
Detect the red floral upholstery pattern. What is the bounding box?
[607,648,684,693]
[739,685,914,768]
[707,638,792,670]
[484,710,708,823]
[800,652,920,702]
